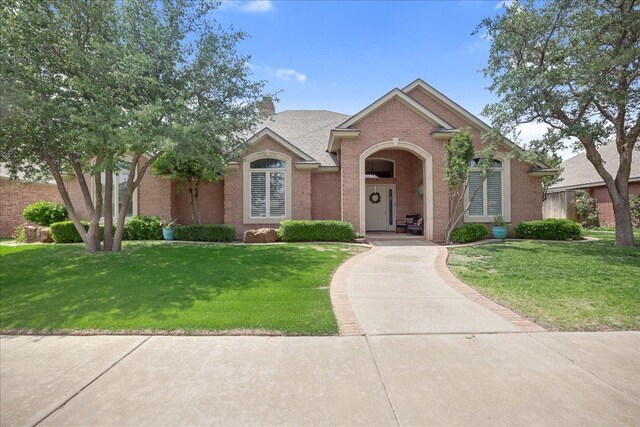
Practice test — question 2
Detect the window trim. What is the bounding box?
[91,162,138,223]
[243,151,292,224]
[464,152,511,223]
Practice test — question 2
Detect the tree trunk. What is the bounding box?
[103,168,114,251]
[193,180,201,225]
[612,192,635,247]
[111,152,159,251]
[86,171,103,253]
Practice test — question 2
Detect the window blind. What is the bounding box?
[269,172,286,217]
[250,172,267,217]
[468,171,484,216]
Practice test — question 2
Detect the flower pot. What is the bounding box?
[162,227,175,240]
[492,226,508,239]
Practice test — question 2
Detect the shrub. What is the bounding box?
[12,224,26,243]
[22,201,67,226]
[277,220,354,242]
[514,219,582,240]
[124,216,163,240]
[630,193,640,228]
[173,224,236,242]
[50,221,111,243]
[575,190,599,228]
[450,223,489,243]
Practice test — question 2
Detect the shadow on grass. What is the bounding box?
[0,243,352,332]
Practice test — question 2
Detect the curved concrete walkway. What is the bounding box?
[345,241,541,335]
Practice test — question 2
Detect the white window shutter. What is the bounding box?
[487,170,502,216]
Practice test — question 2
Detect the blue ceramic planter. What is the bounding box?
[162,227,175,240]
[492,226,508,239]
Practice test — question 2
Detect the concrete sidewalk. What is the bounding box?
[1,332,639,426]
[347,241,521,335]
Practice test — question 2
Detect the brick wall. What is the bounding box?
[171,180,224,224]
[311,172,341,220]
[0,179,62,237]
[592,182,640,226]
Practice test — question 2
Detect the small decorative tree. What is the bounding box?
[152,151,222,225]
[444,129,498,244]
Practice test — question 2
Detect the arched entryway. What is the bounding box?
[359,139,433,240]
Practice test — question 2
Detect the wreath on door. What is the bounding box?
[369,192,381,204]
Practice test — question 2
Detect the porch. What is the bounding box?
[363,148,428,238]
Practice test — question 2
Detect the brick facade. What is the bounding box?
[40,82,546,241]
[591,182,640,226]
[0,179,62,237]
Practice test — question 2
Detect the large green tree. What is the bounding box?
[479,0,639,246]
[1,0,270,252]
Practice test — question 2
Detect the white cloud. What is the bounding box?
[221,1,273,13]
[495,0,515,9]
[241,0,273,12]
[276,68,307,83]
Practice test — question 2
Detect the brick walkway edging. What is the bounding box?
[330,246,379,336]
[434,246,546,333]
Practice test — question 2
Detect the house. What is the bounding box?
[0,166,62,237]
[543,143,640,225]
[62,79,553,241]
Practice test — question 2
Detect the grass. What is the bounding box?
[0,242,366,335]
[447,230,640,331]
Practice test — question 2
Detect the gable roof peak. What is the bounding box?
[337,87,453,130]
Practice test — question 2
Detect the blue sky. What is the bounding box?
[216,0,566,156]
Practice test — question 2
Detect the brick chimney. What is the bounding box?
[261,97,275,117]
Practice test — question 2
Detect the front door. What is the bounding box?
[365,184,395,231]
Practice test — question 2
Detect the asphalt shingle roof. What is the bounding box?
[253,110,350,167]
[549,143,640,191]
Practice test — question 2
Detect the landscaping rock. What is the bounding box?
[243,228,278,244]
[24,225,53,243]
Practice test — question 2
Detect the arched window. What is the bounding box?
[248,157,287,219]
[467,158,503,217]
[365,158,395,178]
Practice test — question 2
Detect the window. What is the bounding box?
[365,158,394,178]
[249,157,287,219]
[98,162,137,221]
[467,158,503,218]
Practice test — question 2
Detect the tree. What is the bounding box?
[444,130,497,244]
[0,0,270,252]
[478,0,640,246]
[152,151,222,224]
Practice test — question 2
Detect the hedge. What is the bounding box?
[514,219,582,240]
[277,220,354,242]
[23,201,68,226]
[50,221,111,243]
[124,216,163,240]
[173,224,236,242]
[451,223,489,244]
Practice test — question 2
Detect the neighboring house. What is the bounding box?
[0,166,62,237]
[544,143,640,226]
[61,78,552,241]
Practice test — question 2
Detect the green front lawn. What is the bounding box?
[448,230,640,331]
[0,242,366,335]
